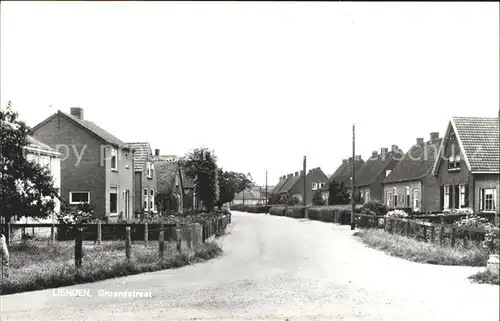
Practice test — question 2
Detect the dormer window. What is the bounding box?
[448,155,460,171]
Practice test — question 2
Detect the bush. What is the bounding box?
[270,206,286,216]
[361,201,388,216]
[386,209,409,218]
[285,206,305,219]
[468,269,499,285]
[454,214,499,254]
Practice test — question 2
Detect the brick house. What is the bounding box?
[154,158,184,213]
[355,145,404,204]
[431,117,499,224]
[382,133,442,213]
[125,143,158,215]
[274,168,328,205]
[32,108,134,221]
[323,155,365,203]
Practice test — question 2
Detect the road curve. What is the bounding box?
[1,211,499,321]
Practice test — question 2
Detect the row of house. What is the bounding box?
[322,116,499,220]
[18,107,203,223]
[270,167,329,205]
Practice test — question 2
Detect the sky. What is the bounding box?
[1,2,499,186]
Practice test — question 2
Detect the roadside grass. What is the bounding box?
[353,229,489,267]
[1,240,222,295]
[468,269,500,286]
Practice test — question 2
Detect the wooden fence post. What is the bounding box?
[423,226,427,242]
[0,234,9,278]
[374,215,378,229]
[405,220,410,237]
[144,223,148,247]
[97,222,102,245]
[395,220,400,234]
[159,225,165,259]
[384,218,388,232]
[440,227,445,245]
[463,233,468,248]
[430,226,435,243]
[6,223,11,245]
[125,226,131,262]
[50,224,55,244]
[451,227,456,247]
[75,227,83,269]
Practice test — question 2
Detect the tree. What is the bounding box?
[0,102,60,222]
[312,189,325,206]
[181,148,218,212]
[327,180,350,205]
[216,169,251,209]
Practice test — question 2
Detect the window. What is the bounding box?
[143,188,149,211]
[151,163,154,177]
[146,162,152,179]
[393,187,398,207]
[125,153,129,169]
[444,185,450,209]
[448,155,460,171]
[111,149,118,171]
[150,188,155,212]
[459,184,466,207]
[70,192,90,204]
[110,187,118,215]
[480,188,497,212]
[405,187,410,207]
[365,191,370,203]
[386,170,392,177]
[386,190,392,207]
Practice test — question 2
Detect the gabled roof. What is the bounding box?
[25,136,60,154]
[355,150,403,187]
[33,111,129,150]
[125,142,152,172]
[329,158,365,186]
[383,138,442,184]
[279,175,302,193]
[271,177,289,194]
[432,117,500,175]
[155,161,181,195]
[180,168,195,188]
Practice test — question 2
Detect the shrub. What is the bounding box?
[454,214,499,254]
[285,206,305,219]
[270,206,286,216]
[361,201,388,216]
[386,209,409,218]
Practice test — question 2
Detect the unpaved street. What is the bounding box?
[1,211,499,321]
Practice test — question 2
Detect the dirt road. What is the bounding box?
[1,211,498,321]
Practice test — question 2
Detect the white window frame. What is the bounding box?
[146,162,152,179]
[150,188,155,212]
[312,183,317,191]
[143,188,149,211]
[459,184,466,208]
[109,187,119,216]
[111,149,118,171]
[405,187,410,207]
[124,153,129,169]
[69,191,90,205]
[448,155,460,172]
[444,184,450,210]
[482,188,497,212]
[365,191,370,203]
[393,187,398,208]
[386,190,392,207]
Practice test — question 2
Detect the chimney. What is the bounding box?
[372,150,379,158]
[416,138,424,145]
[70,107,84,120]
[287,174,293,179]
[391,145,398,152]
[430,132,439,141]
[355,155,361,161]
[381,147,389,154]
[342,159,347,164]
[155,149,160,156]
[300,170,305,176]
[308,169,313,174]
[294,171,299,177]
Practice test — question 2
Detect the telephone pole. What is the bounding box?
[351,124,356,230]
[303,156,307,218]
[265,170,268,214]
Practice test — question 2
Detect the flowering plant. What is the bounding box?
[385,209,409,218]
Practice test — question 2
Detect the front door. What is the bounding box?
[413,189,420,212]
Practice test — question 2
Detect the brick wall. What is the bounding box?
[33,114,106,216]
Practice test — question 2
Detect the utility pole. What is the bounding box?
[265,170,268,214]
[303,156,307,218]
[351,124,356,230]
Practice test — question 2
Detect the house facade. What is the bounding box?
[382,133,442,213]
[355,145,404,204]
[32,107,134,221]
[324,155,365,204]
[431,117,499,224]
[126,143,158,216]
[154,158,184,213]
[273,168,328,205]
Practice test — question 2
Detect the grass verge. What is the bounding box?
[353,229,489,266]
[468,269,500,285]
[0,241,222,296]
